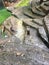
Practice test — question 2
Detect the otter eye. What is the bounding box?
[10,27,15,32]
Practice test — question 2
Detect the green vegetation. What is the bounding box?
[0,7,11,25]
[15,0,30,7]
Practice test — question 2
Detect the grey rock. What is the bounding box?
[38,27,48,42]
[44,1,49,6]
[6,6,16,13]
[44,14,49,31]
[32,18,43,26]
[23,8,43,19]
[30,0,41,7]
[23,19,42,29]
[31,7,45,17]
[40,2,49,12]
[12,6,32,19]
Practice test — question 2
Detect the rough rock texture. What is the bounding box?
[44,14,49,31]
[0,0,49,65]
[0,27,49,65]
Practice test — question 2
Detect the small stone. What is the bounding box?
[16,52,22,56]
[5,35,8,38]
[8,40,11,42]
[21,53,25,57]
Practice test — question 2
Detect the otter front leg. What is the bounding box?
[1,25,5,34]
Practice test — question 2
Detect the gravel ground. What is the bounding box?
[0,27,49,65]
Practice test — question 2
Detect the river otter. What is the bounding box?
[2,16,26,41]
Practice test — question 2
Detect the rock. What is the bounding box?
[37,27,49,48]
[23,19,42,29]
[23,7,35,19]
[32,18,43,26]
[44,14,49,31]
[31,7,45,17]
[7,6,15,12]
[12,6,44,19]
[30,0,41,7]
[35,1,49,15]
[35,6,44,13]
[16,52,22,56]
[12,6,31,19]
[24,9,42,19]
[44,1,49,6]
[40,2,49,13]
[16,51,25,56]
[43,14,49,41]
[23,8,43,19]
[38,27,48,42]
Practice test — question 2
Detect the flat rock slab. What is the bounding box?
[44,1,49,6]
[32,18,43,26]
[40,2,49,12]
[31,7,45,17]
[23,19,42,29]
[23,9,43,19]
[38,27,48,42]
[12,6,32,19]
